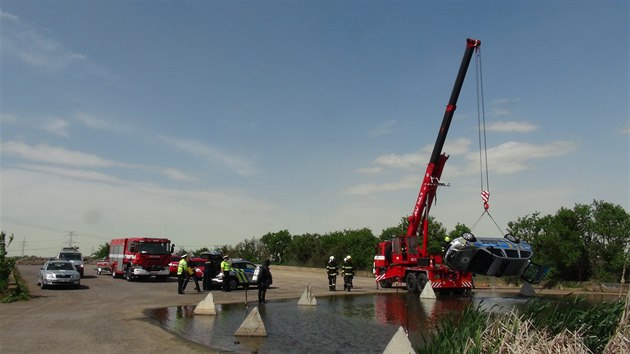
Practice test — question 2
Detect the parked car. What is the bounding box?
[37,259,81,289]
[57,247,85,277]
[212,258,259,290]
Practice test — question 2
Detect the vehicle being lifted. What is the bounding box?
[444,233,547,284]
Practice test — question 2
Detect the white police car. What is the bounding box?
[213,258,259,290]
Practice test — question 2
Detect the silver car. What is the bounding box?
[37,260,81,289]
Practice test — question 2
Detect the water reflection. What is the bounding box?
[147,292,615,353]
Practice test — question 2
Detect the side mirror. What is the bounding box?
[170,244,175,253]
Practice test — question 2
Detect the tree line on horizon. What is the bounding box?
[75,199,630,284]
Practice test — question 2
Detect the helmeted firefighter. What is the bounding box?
[342,255,355,292]
[326,256,338,291]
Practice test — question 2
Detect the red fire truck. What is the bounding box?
[373,39,481,295]
[109,237,174,281]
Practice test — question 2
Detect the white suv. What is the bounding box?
[57,247,85,277]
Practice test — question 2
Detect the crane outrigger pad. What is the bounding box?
[444,236,536,279]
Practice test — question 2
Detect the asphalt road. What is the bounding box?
[0,264,387,354]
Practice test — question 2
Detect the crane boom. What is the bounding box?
[406,39,481,257]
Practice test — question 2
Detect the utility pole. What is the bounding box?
[64,231,79,248]
[20,237,27,257]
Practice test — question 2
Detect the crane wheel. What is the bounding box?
[406,273,418,293]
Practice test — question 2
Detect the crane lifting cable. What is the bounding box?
[471,48,504,236]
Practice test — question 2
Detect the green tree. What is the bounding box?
[287,233,321,267]
[261,230,292,263]
[91,243,109,260]
[0,232,15,292]
[378,217,408,241]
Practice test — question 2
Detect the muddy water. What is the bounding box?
[148,292,612,353]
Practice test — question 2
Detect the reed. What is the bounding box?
[421,293,628,354]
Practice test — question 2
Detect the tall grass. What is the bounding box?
[421,294,627,354]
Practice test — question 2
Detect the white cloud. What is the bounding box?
[373,152,425,170]
[473,140,577,174]
[368,120,400,137]
[2,140,122,168]
[156,135,258,177]
[1,113,18,124]
[1,140,196,182]
[485,121,537,133]
[356,166,383,175]
[40,117,69,137]
[0,9,111,77]
[75,112,131,134]
[344,175,419,195]
[489,98,520,117]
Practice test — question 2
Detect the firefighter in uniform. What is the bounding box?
[177,254,190,294]
[220,255,232,292]
[326,256,338,291]
[342,255,355,292]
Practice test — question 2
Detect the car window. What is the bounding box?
[233,263,245,270]
[49,262,75,271]
[245,263,256,270]
[59,253,82,261]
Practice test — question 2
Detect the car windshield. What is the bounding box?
[48,262,75,271]
[59,252,81,261]
[137,242,170,254]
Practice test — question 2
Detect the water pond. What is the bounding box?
[147,291,615,353]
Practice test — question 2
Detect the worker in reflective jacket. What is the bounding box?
[342,255,355,292]
[326,256,338,291]
[220,255,232,292]
[177,254,190,294]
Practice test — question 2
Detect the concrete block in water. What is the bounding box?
[297,283,317,306]
[519,281,536,297]
[419,283,436,299]
[234,307,267,337]
[193,292,217,315]
[383,326,416,354]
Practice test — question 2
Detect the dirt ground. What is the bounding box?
[1,265,623,354]
[0,265,395,354]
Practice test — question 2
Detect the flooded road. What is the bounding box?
[148,291,614,353]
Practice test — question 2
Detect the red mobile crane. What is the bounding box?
[373,38,481,294]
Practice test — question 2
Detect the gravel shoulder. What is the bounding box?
[1,265,620,354]
[0,265,388,354]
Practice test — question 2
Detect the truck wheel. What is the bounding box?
[379,279,393,288]
[417,273,428,292]
[406,273,418,293]
[125,267,134,281]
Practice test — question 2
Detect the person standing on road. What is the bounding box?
[184,260,201,293]
[203,259,215,291]
[220,255,232,292]
[326,256,338,291]
[177,254,190,294]
[342,255,355,292]
[257,259,272,303]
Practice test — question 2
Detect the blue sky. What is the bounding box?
[1,1,628,257]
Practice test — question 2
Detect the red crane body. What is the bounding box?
[374,39,481,294]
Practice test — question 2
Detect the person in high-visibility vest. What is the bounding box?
[220,255,232,292]
[177,254,190,294]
